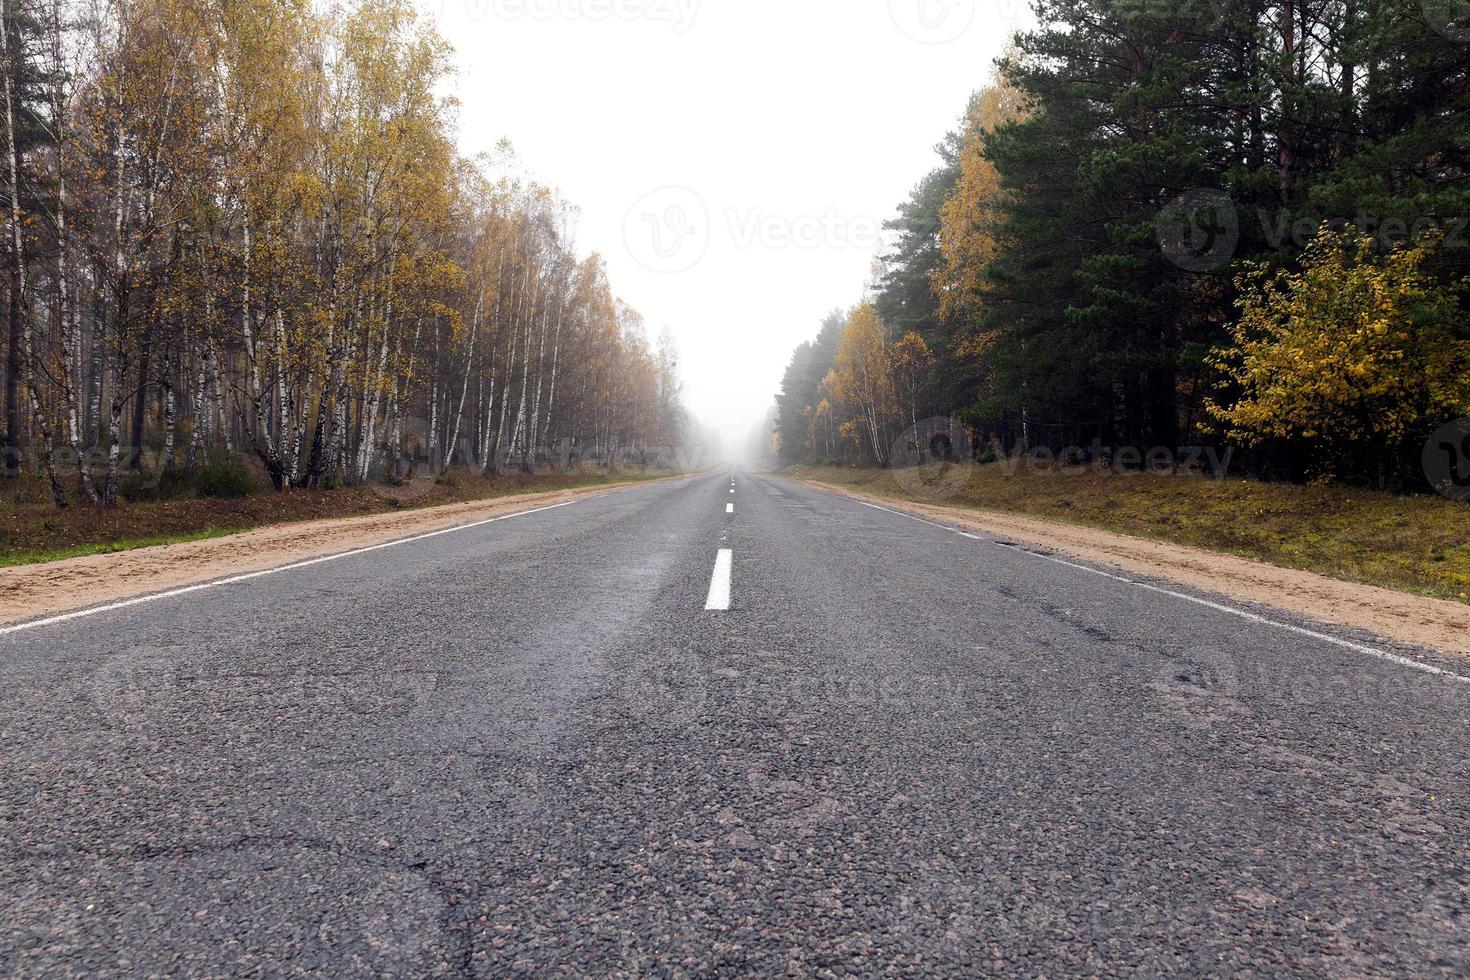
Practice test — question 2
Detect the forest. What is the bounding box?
[775,0,1470,492]
[0,0,685,510]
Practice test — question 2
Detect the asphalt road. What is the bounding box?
[3,469,1469,976]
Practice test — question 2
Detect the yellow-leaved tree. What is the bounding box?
[934,72,1026,326]
[1208,229,1470,485]
[832,303,894,465]
[889,330,933,436]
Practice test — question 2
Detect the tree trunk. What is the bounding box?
[443,294,479,474]
[5,3,65,506]
[2,278,16,471]
[128,326,151,470]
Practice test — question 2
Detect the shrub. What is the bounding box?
[1209,229,1470,487]
[120,469,171,503]
[190,453,256,499]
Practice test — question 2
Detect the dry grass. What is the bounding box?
[0,466,671,567]
[786,463,1470,604]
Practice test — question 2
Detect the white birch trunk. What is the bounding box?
[442,291,480,474]
[4,6,65,506]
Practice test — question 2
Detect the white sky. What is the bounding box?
[415,0,1026,451]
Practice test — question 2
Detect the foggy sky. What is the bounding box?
[418,0,1024,451]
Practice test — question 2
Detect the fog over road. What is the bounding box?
[3,469,1469,975]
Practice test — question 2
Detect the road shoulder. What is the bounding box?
[789,477,1470,657]
[0,479,671,628]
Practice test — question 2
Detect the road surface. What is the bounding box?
[3,469,1468,975]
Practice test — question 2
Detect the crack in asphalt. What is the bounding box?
[1,471,1468,975]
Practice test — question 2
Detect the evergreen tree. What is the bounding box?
[1,0,53,475]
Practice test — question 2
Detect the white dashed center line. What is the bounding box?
[726,503,734,514]
[705,549,733,611]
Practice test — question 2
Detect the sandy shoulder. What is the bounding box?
[0,480,660,627]
[795,479,1470,658]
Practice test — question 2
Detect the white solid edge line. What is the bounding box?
[854,499,957,533]
[705,549,733,611]
[0,498,581,638]
[850,493,1470,685]
[1131,581,1470,681]
[1002,543,1468,680]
